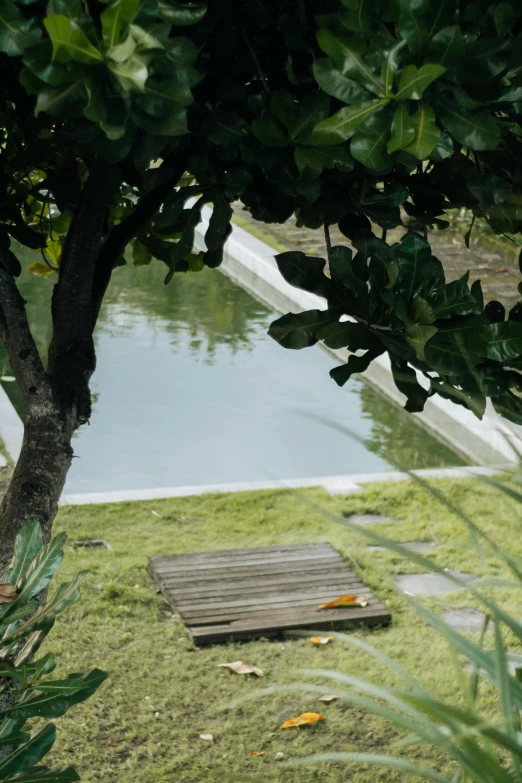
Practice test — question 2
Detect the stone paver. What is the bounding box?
[396,569,476,595]
[367,541,435,553]
[345,514,401,525]
[442,608,486,633]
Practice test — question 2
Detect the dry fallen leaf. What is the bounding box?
[275,752,285,760]
[218,660,264,677]
[280,712,325,729]
[199,733,213,742]
[318,694,339,703]
[310,636,334,645]
[495,266,508,273]
[150,510,162,518]
[0,584,16,604]
[107,736,122,746]
[250,751,264,756]
[319,595,369,609]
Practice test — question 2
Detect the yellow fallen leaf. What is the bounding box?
[0,584,16,604]
[310,636,334,645]
[250,751,264,756]
[218,660,264,677]
[318,694,339,703]
[199,733,213,742]
[319,595,369,609]
[275,752,285,760]
[280,712,325,729]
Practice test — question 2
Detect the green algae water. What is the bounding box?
[0,253,464,493]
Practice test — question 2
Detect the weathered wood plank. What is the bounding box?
[148,543,390,645]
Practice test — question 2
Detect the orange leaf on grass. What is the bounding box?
[218,660,264,676]
[250,751,264,756]
[310,636,334,645]
[280,712,325,729]
[319,595,369,609]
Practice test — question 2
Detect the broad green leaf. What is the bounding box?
[136,76,194,113]
[313,58,372,105]
[467,175,512,207]
[494,1,517,36]
[317,321,374,351]
[387,103,415,153]
[268,310,334,350]
[9,522,43,586]
[436,102,501,152]
[205,191,232,253]
[294,145,354,180]
[351,109,393,172]
[165,199,204,283]
[427,26,464,67]
[43,15,102,63]
[0,0,40,56]
[7,767,81,781]
[156,1,206,25]
[108,53,148,92]
[273,251,330,298]
[291,93,330,143]
[0,674,101,721]
[6,533,66,613]
[397,232,431,304]
[316,30,384,96]
[406,324,438,361]
[330,346,384,386]
[395,64,446,100]
[429,131,453,161]
[0,724,56,778]
[425,332,479,375]
[398,0,430,54]
[403,106,441,160]
[132,238,152,266]
[131,104,186,136]
[101,0,139,48]
[391,359,429,412]
[49,0,82,17]
[312,100,386,145]
[382,39,406,95]
[252,115,287,148]
[339,0,379,32]
[458,38,512,85]
[478,322,522,363]
[429,280,481,320]
[35,81,88,117]
[270,90,296,134]
[27,262,55,277]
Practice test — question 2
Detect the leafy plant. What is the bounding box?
[0,522,107,780]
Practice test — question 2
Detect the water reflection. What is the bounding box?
[1,247,464,493]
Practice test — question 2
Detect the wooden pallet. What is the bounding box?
[149,543,391,645]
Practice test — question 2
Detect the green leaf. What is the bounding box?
[9,523,43,586]
[313,58,372,105]
[270,90,296,134]
[351,108,393,172]
[397,232,431,304]
[205,191,232,253]
[429,280,482,320]
[435,101,501,152]
[156,1,206,25]
[132,238,152,266]
[425,331,479,375]
[101,0,139,47]
[395,64,446,100]
[406,324,438,361]
[0,0,40,56]
[268,310,334,350]
[252,115,288,148]
[382,39,406,95]
[7,533,66,612]
[402,106,441,160]
[165,199,203,283]
[35,81,88,117]
[316,30,384,96]
[43,16,103,63]
[398,0,430,54]
[458,38,512,85]
[312,100,386,145]
[387,103,415,153]
[330,346,384,386]
[316,321,374,350]
[427,26,464,67]
[273,251,330,298]
[478,322,522,363]
[467,175,512,207]
[391,358,429,412]
[494,2,517,36]
[0,725,56,778]
[339,0,379,32]
[291,93,330,143]
[108,53,148,92]
[294,145,354,180]
[1,671,106,720]
[429,131,453,161]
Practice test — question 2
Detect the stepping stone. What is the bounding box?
[72,539,111,550]
[149,543,391,645]
[367,542,435,553]
[345,514,401,526]
[396,569,476,596]
[442,609,486,633]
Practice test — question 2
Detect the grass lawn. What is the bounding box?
[43,477,522,783]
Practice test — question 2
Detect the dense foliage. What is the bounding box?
[2,0,522,423]
[0,523,106,780]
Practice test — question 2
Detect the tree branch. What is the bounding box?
[92,158,187,320]
[0,255,46,403]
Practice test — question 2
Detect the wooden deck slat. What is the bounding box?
[149,543,390,645]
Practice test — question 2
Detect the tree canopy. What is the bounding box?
[1,0,522,561]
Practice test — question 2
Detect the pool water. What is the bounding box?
[1,254,464,494]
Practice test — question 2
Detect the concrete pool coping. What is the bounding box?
[59,465,506,506]
[193,207,522,467]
